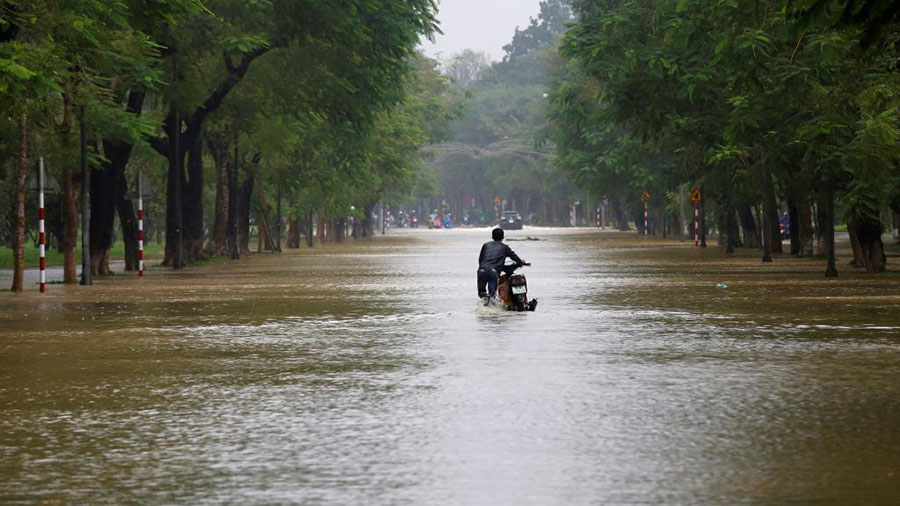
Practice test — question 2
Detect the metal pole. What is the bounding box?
[138,167,144,277]
[39,157,46,293]
[79,105,92,286]
[694,203,699,247]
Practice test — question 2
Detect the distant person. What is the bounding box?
[477,227,528,302]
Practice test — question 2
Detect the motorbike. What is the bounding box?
[496,263,538,312]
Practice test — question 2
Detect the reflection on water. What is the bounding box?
[1,228,899,503]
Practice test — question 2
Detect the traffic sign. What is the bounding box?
[640,189,652,203]
[689,186,702,203]
[493,195,501,205]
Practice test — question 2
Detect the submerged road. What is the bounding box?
[1,228,899,503]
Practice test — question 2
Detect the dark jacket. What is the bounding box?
[478,240,523,271]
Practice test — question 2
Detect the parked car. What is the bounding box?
[500,211,523,230]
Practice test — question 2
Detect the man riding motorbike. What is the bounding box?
[477,227,529,304]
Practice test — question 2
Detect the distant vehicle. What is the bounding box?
[499,211,523,230]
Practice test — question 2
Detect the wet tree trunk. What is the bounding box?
[89,163,114,276]
[739,206,760,248]
[334,218,346,242]
[162,117,186,267]
[238,175,253,255]
[817,183,838,277]
[815,204,827,256]
[316,214,325,242]
[206,136,230,256]
[767,188,783,254]
[116,189,139,271]
[93,90,145,273]
[61,94,79,283]
[725,206,737,254]
[850,219,886,273]
[183,135,205,260]
[796,198,814,258]
[11,112,28,292]
[325,219,336,242]
[287,218,301,248]
[362,202,375,237]
[759,166,774,262]
[848,225,864,267]
[610,198,629,231]
[307,210,314,247]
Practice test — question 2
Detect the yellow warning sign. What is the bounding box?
[689,186,702,203]
[493,195,501,205]
[640,189,652,203]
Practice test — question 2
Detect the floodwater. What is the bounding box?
[1,228,898,504]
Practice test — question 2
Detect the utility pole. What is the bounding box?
[79,105,92,286]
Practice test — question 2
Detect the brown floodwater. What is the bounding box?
[1,228,898,504]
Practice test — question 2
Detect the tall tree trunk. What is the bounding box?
[10,112,28,292]
[183,134,204,260]
[725,205,737,255]
[739,205,760,248]
[205,137,230,256]
[61,94,78,283]
[307,210,314,247]
[89,163,114,276]
[815,204,827,256]
[238,175,253,254]
[316,213,325,242]
[335,218,346,242]
[850,219,886,273]
[362,202,375,237]
[817,183,838,277]
[848,225,864,267]
[767,185,783,254]
[162,117,186,267]
[759,167,773,262]
[796,197,814,258]
[287,218,300,248]
[117,193,139,271]
[611,198,629,231]
[88,91,145,273]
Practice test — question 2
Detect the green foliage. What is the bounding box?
[549,0,900,229]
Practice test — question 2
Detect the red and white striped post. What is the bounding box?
[38,157,46,293]
[643,202,649,236]
[693,202,700,247]
[137,168,144,277]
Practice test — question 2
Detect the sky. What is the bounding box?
[420,0,544,63]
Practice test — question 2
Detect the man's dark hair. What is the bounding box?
[492,228,504,241]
